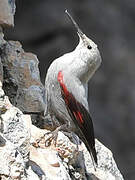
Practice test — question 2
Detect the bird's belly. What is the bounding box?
[51,92,69,121]
[50,90,76,130]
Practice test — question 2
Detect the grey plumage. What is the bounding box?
[44,11,102,167]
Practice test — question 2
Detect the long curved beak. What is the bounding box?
[65,10,84,40]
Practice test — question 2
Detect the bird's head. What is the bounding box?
[65,10,101,73]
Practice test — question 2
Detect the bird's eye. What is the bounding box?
[87,45,92,50]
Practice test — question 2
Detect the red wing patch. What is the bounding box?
[58,71,84,124]
[73,111,83,124]
[57,71,69,96]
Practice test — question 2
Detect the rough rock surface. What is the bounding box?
[0,82,30,179]
[1,40,45,113]
[0,30,45,126]
[0,0,15,27]
[0,82,124,179]
[0,27,5,82]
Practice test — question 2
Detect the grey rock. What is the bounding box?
[16,85,45,113]
[0,58,3,82]
[0,27,5,83]
[0,0,16,27]
[1,107,30,165]
[83,140,124,180]
[0,133,6,146]
[0,140,26,179]
[0,86,30,167]
[55,132,124,180]
[1,40,45,116]
[26,167,40,180]
[8,0,16,14]
[0,84,29,179]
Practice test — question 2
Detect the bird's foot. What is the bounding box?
[44,125,68,147]
[34,130,58,148]
[44,129,59,147]
[35,124,69,148]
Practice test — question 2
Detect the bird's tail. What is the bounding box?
[66,100,98,168]
[80,132,97,170]
[88,144,97,171]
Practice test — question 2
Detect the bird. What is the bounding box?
[44,10,102,169]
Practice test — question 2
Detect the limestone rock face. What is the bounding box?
[0,0,16,27]
[0,27,45,125]
[1,40,45,114]
[0,57,3,82]
[0,84,124,179]
[0,83,30,179]
[0,27,5,82]
[0,31,45,126]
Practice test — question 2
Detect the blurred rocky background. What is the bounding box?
[3,0,135,179]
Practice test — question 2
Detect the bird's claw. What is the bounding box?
[35,125,66,148]
[44,130,58,147]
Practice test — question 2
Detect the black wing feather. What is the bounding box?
[65,92,97,165]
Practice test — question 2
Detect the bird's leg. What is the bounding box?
[44,124,69,147]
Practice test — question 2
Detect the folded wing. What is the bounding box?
[57,71,97,165]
